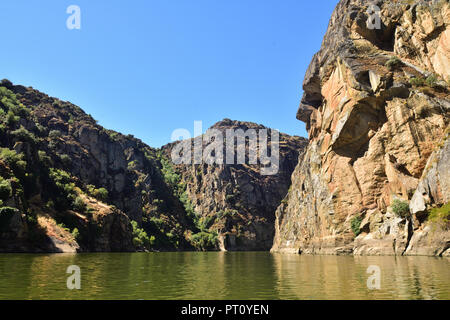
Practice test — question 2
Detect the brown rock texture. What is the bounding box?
[162,119,307,251]
[0,80,197,252]
[272,0,450,256]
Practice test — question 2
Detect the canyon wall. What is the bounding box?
[0,80,197,252]
[0,81,304,252]
[162,119,307,251]
[272,0,450,256]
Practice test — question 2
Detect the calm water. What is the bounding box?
[0,252,448,300]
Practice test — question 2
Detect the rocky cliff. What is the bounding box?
[0,80,204,252]
[162,119,307,250]
[272,0,450,256]
[2,0,448,256]
[0,81,304,252]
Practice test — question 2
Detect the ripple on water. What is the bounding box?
[0,252,448,300]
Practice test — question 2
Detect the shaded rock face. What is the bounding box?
[163,119,308,251]
[272,0,449,256]
[0,82,306,252]
[0,81,196,252]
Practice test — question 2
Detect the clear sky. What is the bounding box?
[0,0,338,147]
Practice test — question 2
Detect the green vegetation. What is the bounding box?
[35,123,47,136]
[72,228,80,240]
[428,202,450,229]
[158,152,194,220]
[131,220,154,249]
[0,148,26,172]
[190,231,218,251]
[0,177,12,201]
[57,222,70,232]
[107,131,119,141]
[59,154,71,167]
[217,210,236,220]
[48,130,62,139]
[38,150,53,167]
[127,160,137,171]
[385,56,402,71]
[157,152,218,250]
[0,87,18,109]
[72,196,87,213]
[6,111,19,126]
[159,156,181,186]
[425,74,438,87]
[409,77,425,86]
[149,216,164,229]
[392,199,410,218]
[409,74,439,88]
[351,216,362,236]
[87,185,108,202]
[48,168,77,210]
[0,148,30,200]
[11,126,37,144]
[198,215,216,231]
[0,86,30,125]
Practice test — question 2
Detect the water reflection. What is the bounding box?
[272,254,450,300]
[0,253,448,300]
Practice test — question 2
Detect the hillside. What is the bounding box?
[0,80,304,252]
[162,119,307,250]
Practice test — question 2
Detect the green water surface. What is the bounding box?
[0,252,448,300]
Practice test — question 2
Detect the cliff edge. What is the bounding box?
[272,0,450,256]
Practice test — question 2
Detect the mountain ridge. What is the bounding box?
[0,79,305,252]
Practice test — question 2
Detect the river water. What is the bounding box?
[0,252,448,300]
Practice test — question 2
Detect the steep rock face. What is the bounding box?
[272,0,449,256]
[0,80,196,252]
[163,119,307,251]
[406,132,450,256]
[0,82,305,252]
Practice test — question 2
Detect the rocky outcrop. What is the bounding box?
[0,80,197,252]
[2,1,448,255]
[162,119,307,251]
[405,131,450,256]
[272,0,449,256]
[0,82,305,252]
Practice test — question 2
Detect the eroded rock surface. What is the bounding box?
[272,0,449,256]
[163,119,307,251]
[0,81,198,252]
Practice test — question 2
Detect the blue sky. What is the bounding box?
[0,0,338,147]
